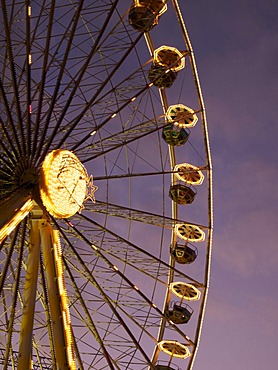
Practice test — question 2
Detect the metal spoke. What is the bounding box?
[0,77,23,159]
[63,257,118,370]
[1,0,25,157]
[34,0,85,162]
[76,115,166,162]
[54,218,158,370]
[86,200,208,229]
[31,0,56,159]
[3,220,26,370]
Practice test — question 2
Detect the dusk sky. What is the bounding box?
[186,0,278,368]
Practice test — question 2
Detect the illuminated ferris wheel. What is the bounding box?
[0,1,213,370]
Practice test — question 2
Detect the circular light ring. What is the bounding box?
[174,163,204,185]
[158,340,191,359]
[166,104,198,128]
[154,46,185,72]
[40,149,88,218]
[170,282,201,301]
[174,223,205,242]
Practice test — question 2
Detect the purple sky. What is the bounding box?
[185,0,278,368]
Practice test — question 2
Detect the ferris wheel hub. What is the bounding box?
[19,168,38,187]
[39,149,90,218]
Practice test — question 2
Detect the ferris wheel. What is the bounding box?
[0,1,213,369]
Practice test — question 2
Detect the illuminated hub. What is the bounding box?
[19,168,38,186]
[40,149,93,218]
[11,163,38,190]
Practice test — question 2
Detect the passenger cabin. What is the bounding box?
[169,184,196,204]
[166,303,193,324]
[155,366,176,370]
[128,6,157,31]
[148,64,177,88]
[128,1,167,32]
[162,125,189,146]
[171,243,198,264]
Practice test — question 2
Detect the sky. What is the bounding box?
[184,0,278,369]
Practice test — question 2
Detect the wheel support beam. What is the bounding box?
[17,209,76,370]
[40,220,75,370]
[18,219,41,370]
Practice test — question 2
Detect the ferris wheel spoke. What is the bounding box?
[63,257,118,370]
[56,223,157,369]
[93,165,209,182]
[25,0,32,159]
[1,0,25,157]
[30,0,75,159]
[0,120,21,166]
[63,214,202,288]
[75,114,166,161]
[58,217,195,345]
[69,56,189,155]
[68,77,153,153]
[31,0,55,159]
[0,155,15,179]
[36,10,145,161]
[93,169,177,181]
[32,1,121,162]
[41,1,121,147]
[0,226,20,294]
[70,62,190,155]
[2,219,26,370]
[65,218,195,347]
[86,200,208,230]
[34,0,86,163]
[50,39,147,155]
[0,77,23,159]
